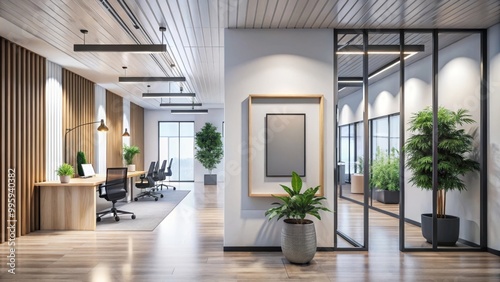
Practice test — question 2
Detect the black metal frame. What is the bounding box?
[335,28,488,253]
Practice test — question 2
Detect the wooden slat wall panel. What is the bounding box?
[130,102,144,171]
[106,91,123,168]
[0,37,45,243]
[62,69,95,171]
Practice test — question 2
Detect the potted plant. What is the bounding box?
[195,122,223,185]
[265,171,331,264]
[405,107,479,245]
[370,147,400,204]
[351,156,364,194]
[76,151,87,177]
[123,145,140,172]
[56,163,74,183]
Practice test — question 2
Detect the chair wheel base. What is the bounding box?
[160,194,164,198]
[97,217,101,222]
[155,197,158,201]
[134,198,138,201]
[115,216,120,221]
[173,187,176,190]
[131,214,136,219]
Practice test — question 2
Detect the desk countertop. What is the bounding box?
[35,171,146,187]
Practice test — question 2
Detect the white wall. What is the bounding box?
[224,29,334,247]
[123,99,130,147]
[45,61,63,181]
[338,33,484,245]
[487,23,500,251]
[95,85,107,175]
[143,108,224,182]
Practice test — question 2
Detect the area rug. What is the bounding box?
[96,189,189,231]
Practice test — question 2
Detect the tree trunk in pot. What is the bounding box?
[281,219,316,264]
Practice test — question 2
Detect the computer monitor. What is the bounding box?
[81,164,96,178]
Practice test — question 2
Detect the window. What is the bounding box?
[158,122,194,181]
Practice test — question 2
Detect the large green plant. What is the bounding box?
[195,122,223,173]
[370,147,399,191]
[265,171,331,224]
[76,151,87,176]
[404,107,479,217]
[123,145,140,165]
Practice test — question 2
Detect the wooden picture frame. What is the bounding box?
[248,94,324,197]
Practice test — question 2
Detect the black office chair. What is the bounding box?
[135,161,164,201]
[154,159,177,191]
[96,167,136,222]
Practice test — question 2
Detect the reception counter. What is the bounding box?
[35,171,145,231]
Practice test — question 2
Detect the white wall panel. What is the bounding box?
[123,99,130,147]
[45,61,62,181]
[95,85,106,174]
[224,29,334,247]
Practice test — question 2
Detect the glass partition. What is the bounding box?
[335,29,486,252]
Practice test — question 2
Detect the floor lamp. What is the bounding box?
[64,119,108,163]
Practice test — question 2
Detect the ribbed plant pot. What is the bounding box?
[281,219,316,264]
[59,176,70,183]
[127,164,136,172]
[421,213,460,246]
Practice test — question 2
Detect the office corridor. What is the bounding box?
[1,182,499,281]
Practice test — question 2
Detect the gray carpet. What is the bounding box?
[96,189,189,231]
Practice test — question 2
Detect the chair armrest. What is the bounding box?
[98,184,107,197]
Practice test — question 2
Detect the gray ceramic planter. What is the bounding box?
[281,219,316,264]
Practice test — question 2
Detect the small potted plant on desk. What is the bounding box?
[123,145,140,172]
[370,147,400,204]
[265,171,331,264]
[56,163,74,183]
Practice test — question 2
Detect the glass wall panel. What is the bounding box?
[403,31,434,249]
[158,121,194,181]
[335,30,366,249]
[435,32,482,250]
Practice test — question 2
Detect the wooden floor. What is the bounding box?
[1,182,499,281]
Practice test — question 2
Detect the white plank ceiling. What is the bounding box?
[0,0,499,109]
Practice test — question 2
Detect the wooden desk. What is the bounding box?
[35,171,145,231]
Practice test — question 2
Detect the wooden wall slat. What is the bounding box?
[0,37,45,242]
[130,102,145,171]
[106,91,124,168]
[62,69,95,172]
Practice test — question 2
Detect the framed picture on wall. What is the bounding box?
[248,94,324,197]
[265,113,306,177]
